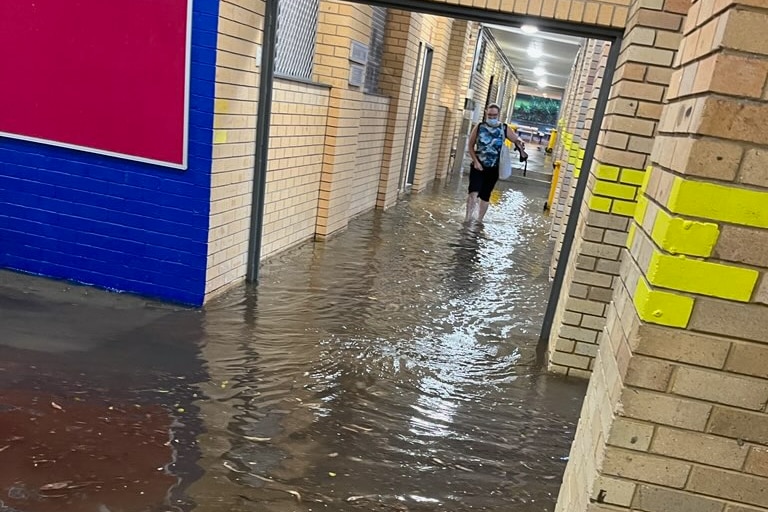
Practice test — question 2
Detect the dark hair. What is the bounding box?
[487,103,501,111]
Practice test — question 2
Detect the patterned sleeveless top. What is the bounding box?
[476,122,506,167]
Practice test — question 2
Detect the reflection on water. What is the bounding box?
[0,176,586,512]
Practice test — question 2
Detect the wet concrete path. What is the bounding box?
[0,158,586,512]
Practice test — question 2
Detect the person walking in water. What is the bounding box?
[466,103,527,223]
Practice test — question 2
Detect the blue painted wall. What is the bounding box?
[0,1,220,306]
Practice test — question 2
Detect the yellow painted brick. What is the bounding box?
[214,130,228,144]
[214,99,230,114]
[596,164,621,181]
[639,165,653,194]
[594,180,638,200]
[634,194,649,226]
[651,209,720,258]
[634,277,694,328]
[590,196,613,213]
[612,200,638,217]
[647,251,759,302]
[620,168,646,186]
[627,222,637,250]
[668,177,768,229]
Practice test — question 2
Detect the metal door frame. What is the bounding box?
[397,42,423,192]
[405,44,434,188]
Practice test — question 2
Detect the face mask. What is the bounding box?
[486,118,500,127]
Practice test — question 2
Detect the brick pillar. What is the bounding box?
[375,10,422,209]
[547,0,688,377]
[411,15,451,192]
[548,42,613,377]
[556,1,768,511]
[435,20,473,181]
[549,44,588,254]
[550,41,604,279]
[313,0,371,237]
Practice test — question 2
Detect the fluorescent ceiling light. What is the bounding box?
[537,80,548,88]
[521,25,538,34]
[533,66,546,76]
[528,45,543,58]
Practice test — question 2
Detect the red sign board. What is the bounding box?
[0,1,191,168]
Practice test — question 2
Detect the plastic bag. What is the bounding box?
[499,142,513,180]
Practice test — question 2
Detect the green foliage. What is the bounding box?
[512,94,561,127]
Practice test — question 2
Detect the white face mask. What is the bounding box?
[486,118,500,127]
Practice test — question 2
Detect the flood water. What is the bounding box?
[0,170,587,512]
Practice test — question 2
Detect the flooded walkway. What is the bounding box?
[0,164,587,512]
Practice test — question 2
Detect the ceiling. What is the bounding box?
[485,24,583,96]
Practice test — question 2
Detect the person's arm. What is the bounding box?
[468,125,482,170]
[505,125,527,159]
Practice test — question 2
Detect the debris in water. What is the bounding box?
[328,472,337,477]
[242,436,271,442]
[348,423,373,432]
[50,402,64,411]
[347,495,378,502]
[223,461,246,473]
[250,473,275,483]
[40,481,72,491]
[285,490,302,502]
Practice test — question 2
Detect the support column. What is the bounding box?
[550,41,604,279]
[313,0,372,237]
[435,20,473,180]
[549,44,586,254]
[557,1,768,510]
[376,10,422,209]
[548,0,689,377]
[549,41,613,375]
[411,15,451,192]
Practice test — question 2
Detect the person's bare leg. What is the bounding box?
[478,199,490,221]
[465,192,479,222]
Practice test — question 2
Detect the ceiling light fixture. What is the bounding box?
[521,25,538,34]
[533,66,546,76]
[537,80,548,89]
[528,45,543,59]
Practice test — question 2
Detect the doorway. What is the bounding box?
[249,0,623,352]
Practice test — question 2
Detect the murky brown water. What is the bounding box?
[0,171,586,512]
